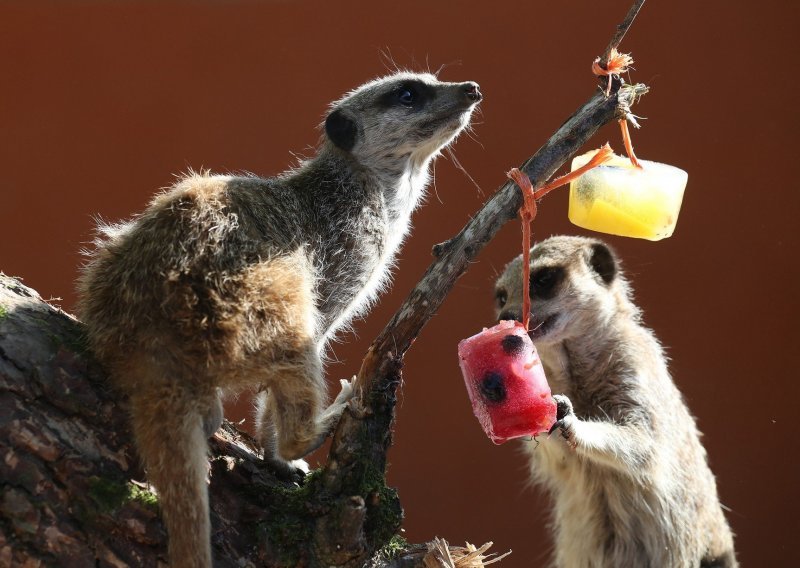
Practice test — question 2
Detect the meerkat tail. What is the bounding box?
[129,387,214,568]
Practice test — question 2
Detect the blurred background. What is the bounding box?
[2,1,797,565]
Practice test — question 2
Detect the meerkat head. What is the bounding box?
[323,72,481,176]
[494,236,635,347]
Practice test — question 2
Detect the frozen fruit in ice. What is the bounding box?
[568,151,688,240]
[458,320,557,444]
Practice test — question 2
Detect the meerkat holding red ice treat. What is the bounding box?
[493,235,737,568]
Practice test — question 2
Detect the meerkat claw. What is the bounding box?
[548,394,576,440]
[553,394,574,421]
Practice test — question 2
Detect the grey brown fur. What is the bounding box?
[493,236,736,568]
[77,72,480,568]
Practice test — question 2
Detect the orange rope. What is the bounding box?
[593,49,641,168]
[534,144,614,201]
[507,169,536,331]
[592,48,633,96]
[507,144,614,331]
[618,119,642,168]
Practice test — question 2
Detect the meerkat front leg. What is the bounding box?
[255,350,354,475]
[549,394,654,475]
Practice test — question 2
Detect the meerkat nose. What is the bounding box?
[462,82,482,102]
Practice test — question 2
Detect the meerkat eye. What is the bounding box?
[378,80,433,109]
[495,289,508,309]
[396,86,416,106]
[533,270,555,288]
[530,266,564,298]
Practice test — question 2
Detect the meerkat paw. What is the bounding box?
[320,377,356,422]
[290,458,311,476]
[549,394,578,449]
[292,377,358,458]
[332,376,356,407]
[265,455,311,483]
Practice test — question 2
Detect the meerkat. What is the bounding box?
[77,71,481,568]
[493,235,737,568]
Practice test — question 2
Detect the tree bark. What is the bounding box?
[322,42,647,568]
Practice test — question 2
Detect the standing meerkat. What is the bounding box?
[77,71,481,568]
[493,235,736,568]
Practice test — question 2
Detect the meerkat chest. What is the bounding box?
[358,183,420,295]
[309,169,426,341]
[313,185,418,339]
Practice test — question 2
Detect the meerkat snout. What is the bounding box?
[462,81,482,102]
[494,238,620,344]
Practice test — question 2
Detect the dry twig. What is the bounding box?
[318,0,649,562]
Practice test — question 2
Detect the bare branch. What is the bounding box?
[601,0,646,65]
[322,1,650,555]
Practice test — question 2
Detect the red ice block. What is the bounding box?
[458,320,557,444]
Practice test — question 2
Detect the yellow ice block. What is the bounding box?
[568,151,688,240]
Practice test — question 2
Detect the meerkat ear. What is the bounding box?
[325,109,358,152]
[588,242,617,285]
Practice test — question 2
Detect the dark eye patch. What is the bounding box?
[377,80,435,110]
[495,288,508,309]
[530,266,564,300]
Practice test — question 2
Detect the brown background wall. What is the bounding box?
[1,1,797,565]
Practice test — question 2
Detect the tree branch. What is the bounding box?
[321,0,649,560]
[601,0,646,64]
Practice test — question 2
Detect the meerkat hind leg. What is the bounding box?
[255,389,311,481]
[263,351,354,462]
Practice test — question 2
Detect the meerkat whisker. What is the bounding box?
[445,146,484,196]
